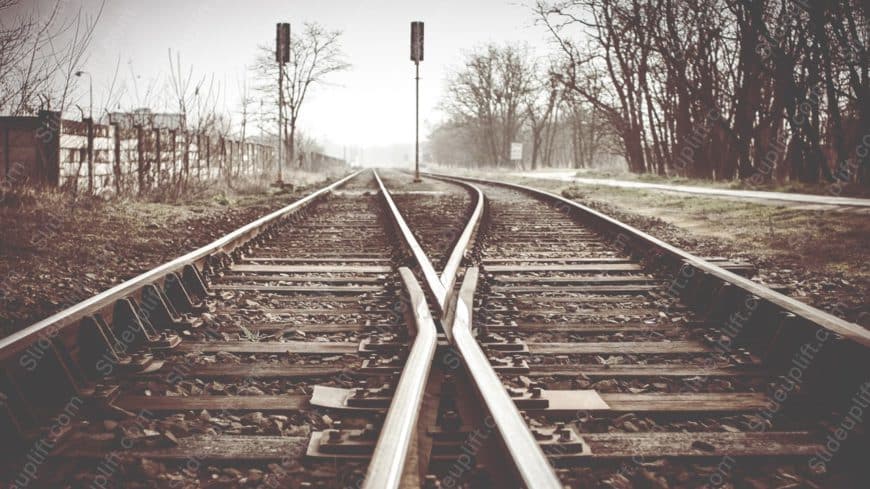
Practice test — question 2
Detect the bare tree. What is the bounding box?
[167,49,222,134]
[97,55,125,118]
[0,0,59,113]
[237,72,253,168]
[127,60,161,110]
[165,50,226,186]
[526,69,561,168]
[252,22,350,167]
[0,0,104,115]
[537,0,868,184]
[49,1,105,114]
[537,0,660,174]
[442,43,537,167]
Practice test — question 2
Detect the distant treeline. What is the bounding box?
[430,0,868,186]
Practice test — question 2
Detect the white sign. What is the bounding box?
[510,142,523,161]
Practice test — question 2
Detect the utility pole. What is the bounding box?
[75,70,94,193]
[411,21,424,183]
[276,22,290,185]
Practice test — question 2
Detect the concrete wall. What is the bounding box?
[0,112,287,195]
[0,113,58,187]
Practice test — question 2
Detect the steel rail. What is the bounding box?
[450,267,563,488]
[432,173,870,348]
[376,170,484,311]
[362,267,437,489]
[431,177,484,298]
[363,171,485,487]
[373,170,447,308]
[371,170,559,486]
[0,169,365,358]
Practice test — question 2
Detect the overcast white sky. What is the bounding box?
[15,0,555,154]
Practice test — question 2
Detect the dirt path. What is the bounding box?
[511,170,870,212]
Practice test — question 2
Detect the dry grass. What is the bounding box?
[0,169,348,336]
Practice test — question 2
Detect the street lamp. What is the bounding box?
[74,70,93,120]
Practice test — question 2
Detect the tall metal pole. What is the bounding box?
[276,22,289,185]
[414,61,421,182]
[277,61,284,184]
[411,21,423,183]
[75,70,94,192]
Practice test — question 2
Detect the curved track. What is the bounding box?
[431,174,870,488]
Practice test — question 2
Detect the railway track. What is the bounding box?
[424,174,870,488]
[1,169,868,488]
[0,170,475,489]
